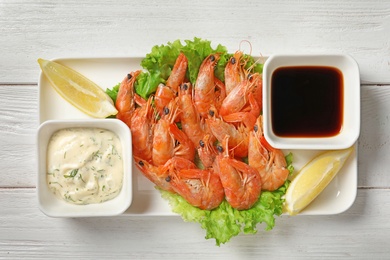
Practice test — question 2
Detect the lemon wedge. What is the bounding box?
[38,58,118,118]
[285,147,354,215]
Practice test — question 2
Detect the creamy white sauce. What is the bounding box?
[47,127,123,205]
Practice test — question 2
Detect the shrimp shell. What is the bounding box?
[194,54,220,118]
[115,70,142,127]
[170,167,224,210]
[215,135,262,210]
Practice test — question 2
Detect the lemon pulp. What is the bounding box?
[285,147,354,215]
[38,58,118,118]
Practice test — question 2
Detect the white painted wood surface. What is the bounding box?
[1,0,390,259]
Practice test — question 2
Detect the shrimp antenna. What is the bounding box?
[244,53,266,77]
[239,40,253,56]
[150,98,160,121]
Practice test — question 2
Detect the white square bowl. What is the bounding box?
[37,119,132,217]
[263,54,360,150]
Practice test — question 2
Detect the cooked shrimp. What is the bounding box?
[170,167,224,210]
[259,135,289,191]
[130,96,155,162]
[248,116,289,191]
[194,54,220,118]
[215,135,261,210]
[177,83,205,147]
[166,53,188,92]
[115,70,142,127]
[152,100,180,166]
[224,51,246,95]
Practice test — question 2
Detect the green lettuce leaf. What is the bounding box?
[180,37,229,83]
[141,39,183,80]
[160,180,290,246]
[285,152,294,175]
[134,71,164,99]
[105,82,120,103]
[133,37,229,99]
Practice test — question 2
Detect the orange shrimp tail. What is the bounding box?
[166,53,188,92]
[134,93,147,107]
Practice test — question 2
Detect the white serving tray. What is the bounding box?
[38,57,358,216]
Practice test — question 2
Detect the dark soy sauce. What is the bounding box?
[271,66,343,137]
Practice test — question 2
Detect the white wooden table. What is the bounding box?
[1,1,390,259]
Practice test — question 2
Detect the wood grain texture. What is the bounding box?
[0,188,389,259]
[359,86,390,187]
[0,85,38,188]
[1,1,390,258]
[0,0,390,84]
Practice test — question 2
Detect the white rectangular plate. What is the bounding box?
[38,57,358,216]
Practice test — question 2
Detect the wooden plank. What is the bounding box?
[0,0,390,84]
[2,1,390,259]
[0,188,388,258]
[358,86,390,187]
[0,85,38,187]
